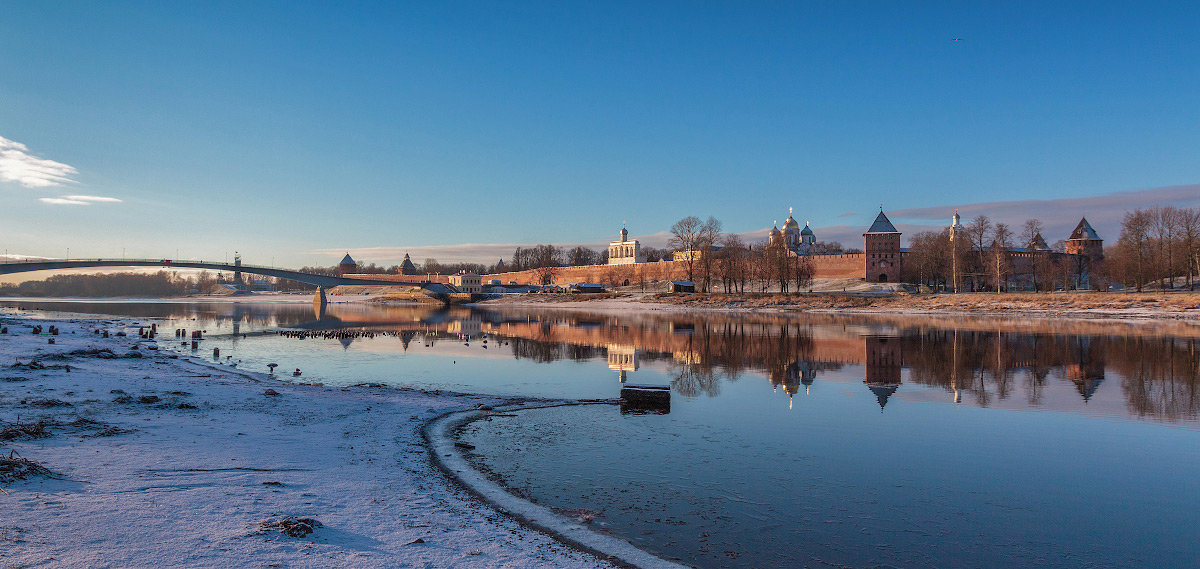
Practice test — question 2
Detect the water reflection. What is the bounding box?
[9,298,1196,569]
[4,299,1199,423]
[472,309,1200,424]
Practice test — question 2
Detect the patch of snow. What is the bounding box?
[0,308,621,568]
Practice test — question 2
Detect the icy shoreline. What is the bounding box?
[480,291,1200,322]
[0,309,620,569]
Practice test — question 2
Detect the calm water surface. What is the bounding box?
[4,298,1199,568]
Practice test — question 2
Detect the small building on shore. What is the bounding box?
[448,272,482,293]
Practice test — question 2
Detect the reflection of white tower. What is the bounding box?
[607,344,639,383]
[951,329,961,403]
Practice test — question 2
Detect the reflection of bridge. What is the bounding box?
[0,258,425,288]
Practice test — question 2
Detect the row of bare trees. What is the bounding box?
[666,215,816,292]
[1107,206,1200,291]
[904,215,1085,292]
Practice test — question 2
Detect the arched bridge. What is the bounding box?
[0,258,421,288]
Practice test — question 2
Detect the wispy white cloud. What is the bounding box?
[0,135,78,188]
[38,194,123,206]
[63,195,122,203]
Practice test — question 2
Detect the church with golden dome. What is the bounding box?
[768,207,817,255]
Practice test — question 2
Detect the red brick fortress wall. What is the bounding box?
[810,254,866,279]
[483,254,868,286]
[348,254,871,288]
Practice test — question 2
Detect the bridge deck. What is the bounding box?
[0,259,428,288]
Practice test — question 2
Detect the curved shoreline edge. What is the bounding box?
[423,404,693,569]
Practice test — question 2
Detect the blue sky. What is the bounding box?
[2,1,1198,267]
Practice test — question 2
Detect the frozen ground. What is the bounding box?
[0,309,618,569]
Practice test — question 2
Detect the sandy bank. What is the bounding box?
[0,309,617,569]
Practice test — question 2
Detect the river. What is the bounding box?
[4,298,1198,568]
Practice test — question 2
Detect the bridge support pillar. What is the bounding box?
[313,286,328,311]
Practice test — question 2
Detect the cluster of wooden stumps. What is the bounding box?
[21,324,61,343]
[159,325,207,351]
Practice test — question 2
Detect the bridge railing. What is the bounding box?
[0,257,331,274]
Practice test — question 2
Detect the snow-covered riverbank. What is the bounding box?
[0,309,617,569]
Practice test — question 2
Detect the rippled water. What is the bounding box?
[4,298,1199,568]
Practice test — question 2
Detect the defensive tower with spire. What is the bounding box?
[337,253,357,276]
[1065,217,1104,289]
[863,209,902,283]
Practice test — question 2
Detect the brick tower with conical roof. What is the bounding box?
[863,210,902,283]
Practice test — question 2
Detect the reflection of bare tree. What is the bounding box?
[670,363,719,398]
[1112,338,1200,421]
[669,334,721,397]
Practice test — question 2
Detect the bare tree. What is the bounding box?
[697,217,722,291]
[905,230,950,288]
[717,234,746,293]
[566,246,600,266]
[964,215,992,290]
[1181,208,1200,289]
[1021,219,1045,290]
[1021,219,1044,248]
[1115,209,1153,291]
[640,246,665,263]
[767,240,792,292]
[792,254,815,291]
[991,223,1013,292]
[669,216,703,284]
[1151,206,1182,289]
[532,265,559,285]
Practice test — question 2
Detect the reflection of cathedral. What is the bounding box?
[772,360,817,409]
[768,208,817,255]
